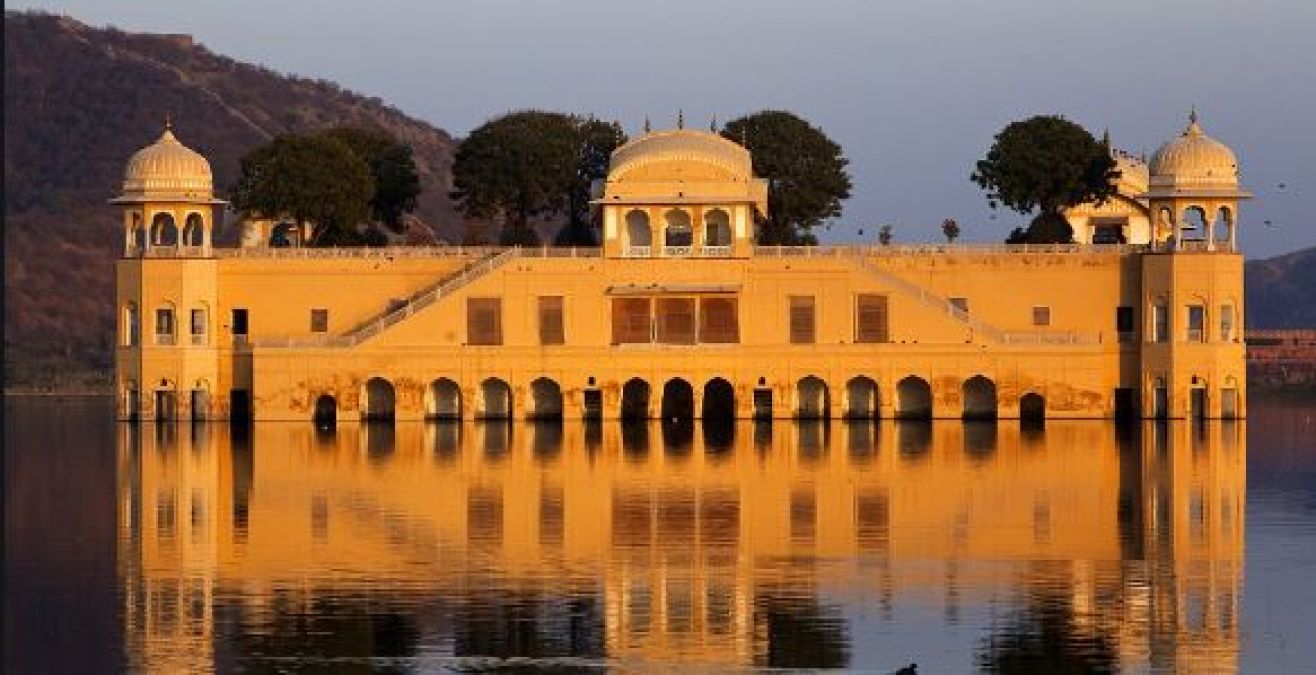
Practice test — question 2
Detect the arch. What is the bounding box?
[664,209,693,247]
[479,378,513,419]
[150,212,178,247]
[314,394,338,427]
[896,376,932,419]
[962,375,998,419]
[702,378,736,420]
[529,377,564,420]
[426,378,462,420]
[270,222,299,248]
[1213,206,1234,247]
[626,210,652,248]
[1156,207,1174,243]
[129,212,146,254]
[190,378,211,422]
[704,208,732,247]
[1020,392,1045,424]
[621,378,651,420]
[1181,205,1208,240]
[796,376,830,419]
[844,376,879,419]
[153,378,178,422]
[182,212,205,247]
[362,377,395,421]
[661,378,695,420]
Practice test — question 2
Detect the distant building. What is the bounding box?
[113,114,1249,421]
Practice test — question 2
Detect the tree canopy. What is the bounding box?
[321,127,421,229]
[971,115,1118,244]
[720,111,852,245]
[452,111,625,245]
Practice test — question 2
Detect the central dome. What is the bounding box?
[608,128,752,182]
[1149,113,1238,190]
[121,126,214,199]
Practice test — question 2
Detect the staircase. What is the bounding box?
[851,256,1006,342]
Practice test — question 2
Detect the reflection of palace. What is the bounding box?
[115,114,1247,423]
[119,419,1245,671]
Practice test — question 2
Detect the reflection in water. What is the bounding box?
[117,417,1247,672]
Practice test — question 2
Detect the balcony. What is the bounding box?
[663,245,693,257]
[698,246,732,258]
[190,334,208,346]
[625,246,652,258]
[154,333,176,346]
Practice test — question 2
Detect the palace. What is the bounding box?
[113,114,1249,422]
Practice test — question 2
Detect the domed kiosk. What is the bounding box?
[597,127,767,258]
[111,123,225,257]
[1144,110,1251,250]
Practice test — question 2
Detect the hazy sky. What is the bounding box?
[14,0,1316,256]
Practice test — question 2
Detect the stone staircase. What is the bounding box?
[850,256,1006,342]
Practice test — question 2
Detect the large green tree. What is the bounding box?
[229,133,375,245]
[720,111,852,245]
[971,115,1118,244]
[557,117,627,246]
[320,127,421,229]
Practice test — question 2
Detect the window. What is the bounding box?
[1116,306,1135,343]
[789,296,816,344]
[232,309,249,336]
[467,298,503,345]
[190,308,207,345]
[1152,304,1168,343]
[612,298,652,344]
[125,305,140,346]
[657,298,696,344]
[1032,306,1051,327]
[699,297,739,343]
[949,297,969,314]
[1220,305,1235,342]
[310,309,329,333]
[855,294,889,343]
[538,296,564,345]
[1187,305,1206,343]
[156,308,175,345]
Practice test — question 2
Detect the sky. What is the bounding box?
[13,0,1316,257]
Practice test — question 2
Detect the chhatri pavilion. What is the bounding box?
[114,113,1249,422]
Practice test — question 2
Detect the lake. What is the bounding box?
[5,396,1315,673]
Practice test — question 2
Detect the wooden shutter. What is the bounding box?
[855,294,889,343]
[789,295,815,344]
[467,297,503,345]
[699,297,739,343]
[538,296,564,345]
[612,298,652,344]
[657,297,696,344]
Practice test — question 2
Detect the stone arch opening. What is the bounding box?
[702,377,736,420]
[845,376,879,419]
[896,376,932,419]
[270,222,299,248]
[1157,207,1174,243]
[129,212,146,254]
[704,209,731,247]
[154,378,178,422]
[529,377,564,420]
[626,209,652,248]
[661,378,695,420]
[426,378,462,420]
[1181,206,1208,241]
[314,394,338,427]
[123,380,140,421]
[962,375,998,419]
[1020,392,1045,424]
[796,376,830,419]
[664,209,693,247]
[479,378,513,419]
[190,379,210,421]
[621,378,651,420]
[182,213,205,247]
[1214,206,1233,247]
[363,377,395,421]
[150,212,178,247]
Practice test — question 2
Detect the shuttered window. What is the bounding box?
[1032,306,1051,327]
[855,294,889,343]
[467,297,503,345]
[699,297,739,343]
[789,295,815,344]
[657,298,697,344]
[612,298,652,344]
[538,296,564,345]
[310,309,328,333]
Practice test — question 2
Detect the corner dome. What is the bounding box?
[1149,112,1238,190]
[121,126,214,199]
[608,128,752,181]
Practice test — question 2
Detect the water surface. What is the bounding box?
[6,396,1316,673]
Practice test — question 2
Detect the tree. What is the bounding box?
[229,133,374,245]
[558,117,626,246]
[971,115,1117,244]
[320,127,421,230]
[450,111,582,244]
[942,218,961,243]
[721,111,852,245]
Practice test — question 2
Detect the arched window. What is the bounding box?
[529,378,564,420]
[150,212,178,248]
[621,378,651,420]
[626,210,652,250]
[1214,206,1233,248]
[796,376,829,419]
[426,378,462,420]
[363,377,396,422]
[962,375,998,419]
[123,303,140,346]
[704,209,731,247]
[845,376,879,419]
[896,376,932,419]
[1181,206,1208,241]
[182,213,205,247]
[664,209,693,248]
[479,378,513,420]
[661,378,695,420]
[154,303,176,346]
[1157,207,1174,243]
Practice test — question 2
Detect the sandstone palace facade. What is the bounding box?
[113,115,1249,422]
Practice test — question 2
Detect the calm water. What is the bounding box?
[5,397,1316,674]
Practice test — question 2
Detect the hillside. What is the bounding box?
[1246,245,1316,329]
[4,12,464,385]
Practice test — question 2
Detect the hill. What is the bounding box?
[1245,245,1316,329]
[4,12,464,385]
